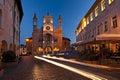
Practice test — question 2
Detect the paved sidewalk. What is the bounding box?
[79,59,120,75]
[76,59,120,69]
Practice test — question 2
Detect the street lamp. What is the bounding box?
[26,38,30,42]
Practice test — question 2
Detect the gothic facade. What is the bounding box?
[31,13,70,54]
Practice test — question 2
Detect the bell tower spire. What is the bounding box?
[33,13,38,30]
[58,15,62,26]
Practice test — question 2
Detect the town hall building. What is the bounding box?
[25,13,70,54]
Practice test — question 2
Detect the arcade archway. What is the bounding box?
[45,46,52,54]
[1,40,8,52]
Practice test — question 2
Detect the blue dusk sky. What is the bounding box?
[20,0,96,44]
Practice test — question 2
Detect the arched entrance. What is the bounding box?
[45,46,52,54]
[43,33,54,55]
[37,47,43,53]
[1,40,8,53]
[9,43,13,51]
[54,47,59,52]
[13,44,16,51]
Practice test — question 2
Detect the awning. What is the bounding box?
[96,34,120,40]
[73,34,120,46]
[72,38,95,46]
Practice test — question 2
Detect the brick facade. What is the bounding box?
[26,13,70,54]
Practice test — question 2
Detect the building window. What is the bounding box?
[17,31,19,41]
[54,38,58,42]
[97,26,100,35]
[86,17,89,25]
[95,6,98,17]
[83,18,86,27]
[112,16,117,28]
[0,10,2,28]
[4,0,5,5]
[92,30,94,38]
[94,27,96,37]
[108,0,114,5]
[90,12,93,21]
[10,7,13,19]
[88,31,90,39]
[101,0,105,11]
[104,21,108,32]
[89,30,91,38]
[64,42,67,45]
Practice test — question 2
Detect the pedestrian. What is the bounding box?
[18,56,22,64]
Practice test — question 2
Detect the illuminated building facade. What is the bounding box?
[0,0,23,56]
[74,0,120,53]
[31,13,70,54]
[20,44,27,55]
[25,38,32,54]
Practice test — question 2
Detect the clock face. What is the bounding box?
[46,26,50,30]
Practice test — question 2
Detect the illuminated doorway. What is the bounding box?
[45,46,52,54]
[54,47,59,52]
[37,47,43,53]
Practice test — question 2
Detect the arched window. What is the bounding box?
[9,43,13,51]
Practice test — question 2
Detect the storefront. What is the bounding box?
[73,34,120,53]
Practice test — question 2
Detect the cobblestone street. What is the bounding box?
[0,55,90,80]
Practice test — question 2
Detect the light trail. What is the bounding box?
[34,56,108,80]
[42,55,111,69]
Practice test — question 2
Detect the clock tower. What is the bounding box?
[43,13,54,54]
[33,13,38,31]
